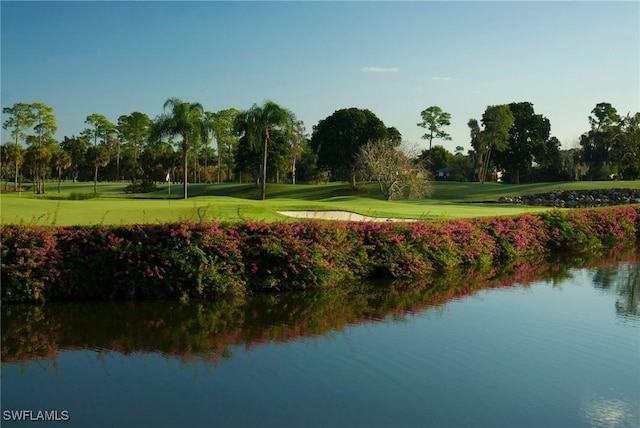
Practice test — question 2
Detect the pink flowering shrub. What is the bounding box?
[475,214,549,259]
[50,223,245,300]
[0,226,60,302]
[231,221,360,290]
[540,206,638,252]
[1,206,638,302]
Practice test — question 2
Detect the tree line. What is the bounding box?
[2,99,638,199]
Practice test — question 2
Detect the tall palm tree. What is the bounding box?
[244,100,294,200]
[86,145,109,195]
[52,150,71,193]
[150,98,204,199]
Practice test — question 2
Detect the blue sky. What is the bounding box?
[2,1,638,153]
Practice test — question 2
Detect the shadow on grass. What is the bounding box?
[140,182,384,201]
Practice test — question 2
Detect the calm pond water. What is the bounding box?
[2,251,639,428]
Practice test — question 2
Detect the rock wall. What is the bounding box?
[498,188,640,208]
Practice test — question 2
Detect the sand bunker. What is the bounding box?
[277,211,418,222]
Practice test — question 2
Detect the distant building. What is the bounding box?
[436,166,455,180]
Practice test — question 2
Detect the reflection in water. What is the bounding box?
[590,257,639,320]
[2,248,638,367]
[614,263,639,320]
[581,395,638,428]
[1,249,638,428]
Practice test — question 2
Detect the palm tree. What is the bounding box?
[243,100,294,200]
[150,98,204,199]
[52,150,71,193]
[86,145,109,195]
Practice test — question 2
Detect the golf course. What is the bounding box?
[3,180,640,226]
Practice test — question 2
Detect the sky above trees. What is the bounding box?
[1,1,638,153]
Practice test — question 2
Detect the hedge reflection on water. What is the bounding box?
[2,247,637,369]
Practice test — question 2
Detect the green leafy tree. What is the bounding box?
[2,102,35,145]
[291,120,307,185]
[240,100,295,200]
[311,108,389,189]
[467,118,483,181]
[233,132,260,184]
[417,106,452,167]
[209,108,241,182]
[386,126,403,145]
[24,139,53,194]
[612,112,640,179]
[60,136,88,181]
[117,112,151,182]
[555,148,588,181]
[28,103,57,194]
[1,142,24,191]
[479,105,514,184]
[449,151,474,182]
[492,102,556,184]
[419,145,453,175]
[580,102,622,179]
[83,113,115,146]
[149,98,205,199]
[266,127,293,184]
[141,141,177,183]
[589,102,621,131]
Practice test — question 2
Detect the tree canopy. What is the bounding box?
[417,106,451,152]
[477,105,514,184]
[237,100,295,200]
[311,107,390,189]
[492,102,558,184]
[149,98,205,199]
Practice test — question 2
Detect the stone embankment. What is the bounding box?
[498,188,640,208]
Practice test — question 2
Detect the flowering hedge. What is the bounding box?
[1,205,638,302]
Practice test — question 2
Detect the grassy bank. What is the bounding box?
[2,206,638,302]
[2,180,639,225]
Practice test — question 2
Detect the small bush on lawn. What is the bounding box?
[124,180,157,194]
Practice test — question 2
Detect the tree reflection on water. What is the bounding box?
[2,248,638,368]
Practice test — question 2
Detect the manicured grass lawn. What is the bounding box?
[1,180,638,226]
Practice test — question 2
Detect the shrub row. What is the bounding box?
[1,206,638,302]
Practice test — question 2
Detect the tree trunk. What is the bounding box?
[292,159,296,185]
[14,162,19,192]
[261,132,268,200]
[94,165,98,195]
[480,145,493,184]
[58,169,62,193]
[217,151,222,183]
[350,174,356,190]
[183,137,188,199]
[40,164,47,195]
[116,153,120,182]
[227,145,232,182]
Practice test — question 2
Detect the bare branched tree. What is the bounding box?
[356,139,433,200]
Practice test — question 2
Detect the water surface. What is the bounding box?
[2,252,639,427]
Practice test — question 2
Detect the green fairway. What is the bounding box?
[1,180,639,226]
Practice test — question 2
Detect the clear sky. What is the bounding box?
[1,1,639,153]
